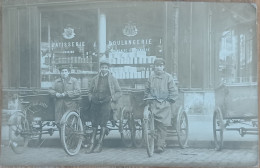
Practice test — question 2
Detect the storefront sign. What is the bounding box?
[108,38,152,46]
[51,41,85,48]
[123,22,138,37]
[62,27,76,39]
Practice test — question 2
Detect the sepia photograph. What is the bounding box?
[0,0,258,167]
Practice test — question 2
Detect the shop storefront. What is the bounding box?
[39,2,167,89]
[2,0,257,115]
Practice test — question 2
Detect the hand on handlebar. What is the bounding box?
[144,98,155,105]
[167,98,175,104]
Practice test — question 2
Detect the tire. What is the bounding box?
[120,111,133,148]
[133,119,144,148]
[143,112,154,157]
[176,107,189,148]
[213,108,224,151]
[61,111,83,156]
[8,113,30,154]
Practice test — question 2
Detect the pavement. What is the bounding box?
[0,144,258,167]
[1,114,258,149]
[0,114,258,167]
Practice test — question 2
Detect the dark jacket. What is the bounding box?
[89,72,121,115]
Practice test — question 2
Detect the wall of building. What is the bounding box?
[2,1,257,117]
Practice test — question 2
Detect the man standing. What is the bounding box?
[144,58,178,153]
[86,59,121,153]
[49,65,81,126]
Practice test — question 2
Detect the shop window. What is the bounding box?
[218,30,256,84]
[105,4,165,89]
[40,9,98,89]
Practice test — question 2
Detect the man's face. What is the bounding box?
[100,64,109,74]
[154,64,165,73]
[60,69,70,79]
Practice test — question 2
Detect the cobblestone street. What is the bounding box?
[1,115,258,167]
[0,137,258,167]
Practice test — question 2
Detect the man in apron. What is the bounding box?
[144,58,178,153]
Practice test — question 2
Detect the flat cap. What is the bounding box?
[58,64,71,71]
[154,58,165,65]
[100,58,110,66]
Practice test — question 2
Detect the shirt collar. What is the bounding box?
[100,72,109,77]
[153,71,165,78]
[58,77,72,83]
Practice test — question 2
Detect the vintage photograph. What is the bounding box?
[0,0,258,167]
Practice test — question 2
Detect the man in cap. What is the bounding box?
[144,58,178,153]
[49,64,81,127]
[86,59,121,153]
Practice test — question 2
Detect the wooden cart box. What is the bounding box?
[19,91,55,121]
[215,83,258,119]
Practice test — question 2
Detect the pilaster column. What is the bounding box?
[98,11,106,59]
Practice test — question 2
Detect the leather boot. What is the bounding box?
[93,127,106,153]
[85,127,97,154]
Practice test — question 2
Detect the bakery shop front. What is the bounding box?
[2,0,257,117]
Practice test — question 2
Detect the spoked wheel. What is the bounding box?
[213,108,224,151]
[176,107,189,148]
[61,111,83,156]
[143,112,155,157]
[120,110,134,148]
[132,119,143,148]
[8,113,30,154]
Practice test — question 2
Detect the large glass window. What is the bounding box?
[104,3,165,88]
[218,29,257,84]
[40,9,98,89]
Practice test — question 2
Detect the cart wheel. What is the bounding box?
[8,113,30,154]
[133,119,144,148]
[176,107,189,148]
[61,111,83,156]
[143,112,155,157]
[213,108,224,151]
[120,110,134,148]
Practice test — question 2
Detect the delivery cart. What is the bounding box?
[213,82,258,151]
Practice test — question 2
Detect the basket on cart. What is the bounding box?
[213,82,258,151]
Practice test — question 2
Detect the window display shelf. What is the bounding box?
[111,63,152,67]
[42,71,98,75]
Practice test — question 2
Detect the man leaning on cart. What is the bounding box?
[144,58,178,153]
[49,64,81,133]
